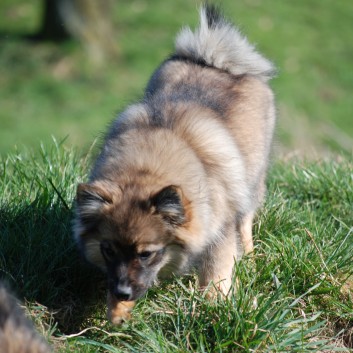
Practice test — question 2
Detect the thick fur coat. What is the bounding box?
[74,5,276,324]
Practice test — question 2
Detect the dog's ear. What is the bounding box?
[77,183,112,208]
[76,183,113,229]
[151,185,187,226]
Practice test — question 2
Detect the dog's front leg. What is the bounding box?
[198,222,242,297]
[107,292,135,325]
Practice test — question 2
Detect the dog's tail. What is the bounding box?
[175,5,275,81]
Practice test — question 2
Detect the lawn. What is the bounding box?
[0,1,352,352]
[0,143,352,351]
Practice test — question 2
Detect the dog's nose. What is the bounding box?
[114,284,132,301]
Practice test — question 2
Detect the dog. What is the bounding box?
[73,4,276,324]
[0,284,51,353]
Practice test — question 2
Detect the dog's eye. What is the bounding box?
[138,251,153,260]
[100,241,115,259]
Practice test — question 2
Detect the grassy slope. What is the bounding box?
[0,1,352,351]
[0,143,352,352]
[0,0,353,155]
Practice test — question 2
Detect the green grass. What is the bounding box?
[0,0,353,155]
[0,1,352,351]
[0,142,352,352]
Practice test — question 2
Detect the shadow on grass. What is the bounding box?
[0,202,106,334]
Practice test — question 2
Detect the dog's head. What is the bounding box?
[73,181,190,301]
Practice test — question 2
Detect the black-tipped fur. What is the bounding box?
[204,3,224,28]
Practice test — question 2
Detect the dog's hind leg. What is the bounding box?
[238,173,268,254]
[238,211,255,255]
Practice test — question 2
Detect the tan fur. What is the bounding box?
[107,292,135,325]
[74,5,276,324]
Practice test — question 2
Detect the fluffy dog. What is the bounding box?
[0,285,51,353]
[74,5,276,324]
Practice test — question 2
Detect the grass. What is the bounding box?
[0,0,353,155]
[0,142,352,352]
[0,1,352,351]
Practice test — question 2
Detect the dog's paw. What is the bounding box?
[107,293,135,324]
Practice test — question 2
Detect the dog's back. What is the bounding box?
[146,4,276,190]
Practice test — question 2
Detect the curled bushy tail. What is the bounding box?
[175,5,275,81]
